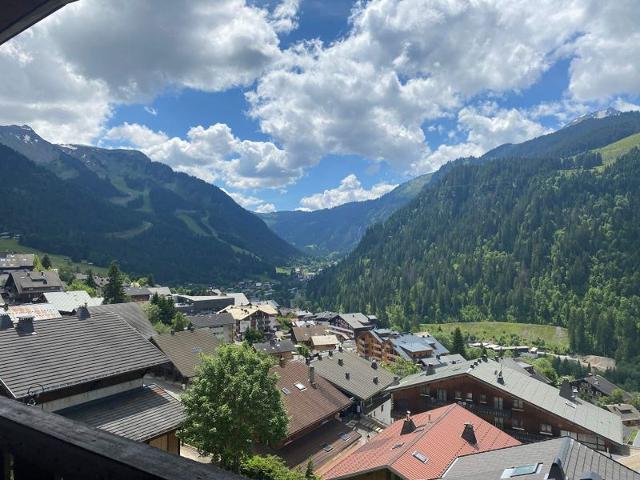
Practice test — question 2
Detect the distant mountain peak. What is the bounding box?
[565,108,621,128]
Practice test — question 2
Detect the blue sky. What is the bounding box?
[1,0,639,212]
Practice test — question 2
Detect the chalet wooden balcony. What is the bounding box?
[505,428,552,444]
[0,396,244,480]
[461,401,512,419]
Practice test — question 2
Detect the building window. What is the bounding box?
[494,417,504,429]
[540,424,553,435]
[455,391,462,400]
[512,417,524,430]
[465,392,473,402]
[420,385,430,396]
[513,398,524,410]
[479,394,487,404]
[437,389,447,402]
[494,397,503,410]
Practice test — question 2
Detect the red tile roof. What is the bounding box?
[324,404,520,480]
[273,361,352,439]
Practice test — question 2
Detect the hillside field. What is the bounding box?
[422,321,569,352]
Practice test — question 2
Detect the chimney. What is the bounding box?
[559,380,574,401]
[338,345,343,352]
[16,316,35,335]
[328,350,334,357]
[497,370,504,384]
[338,358,344,366]
[426,364,436,375]
[401,411,416,435]
[309,365,317,387]
[77,304,90,320]
[279,356,287,368]
[373,376,379,385]
[345,372,350,380]
[0,314,12,330]
[461,423,477,445]
[371,360,378,370]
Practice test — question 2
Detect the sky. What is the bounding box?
[1,0,639,212]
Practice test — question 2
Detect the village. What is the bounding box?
[2,251,640,480]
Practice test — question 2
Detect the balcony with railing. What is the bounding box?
[0,396,243,480]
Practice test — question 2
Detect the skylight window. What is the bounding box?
[502,463,541,477]
[412,451,428,463]
[294,382,307,391]
[281,387,291,395]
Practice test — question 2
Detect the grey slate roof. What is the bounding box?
[0,311,169,399]
[0,253,34,270]
[443,437,640,480]
[43,290,103,313]
[10,270,63,293]
[337,313,371,330]
[389,358,623,446]
[579,374,631,400]
[254,339,297,355]
[57,384,185,442]
[89,302,156,340]
[312,350,396,401]
[390,333,449,359]
[124,286,151,297]
[151,329,220,379]
[187,312,235,329]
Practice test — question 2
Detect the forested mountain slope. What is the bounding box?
[307,116,640,365]
[260,173,432,258]
[0,126,299,283]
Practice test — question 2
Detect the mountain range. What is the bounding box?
[259,173,432,258]
[307,111,640,366]
[0,125,298,284]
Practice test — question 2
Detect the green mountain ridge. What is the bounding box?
[260,173,433,258]
[0,126,300,284]
[307,112,640,369]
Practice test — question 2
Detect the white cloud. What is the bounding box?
[0,0,297,143]
[222,189,276,213]
[299,174,397,210]
[613,98,640,113]
[416,105,550,171]
[144,106,158,116]
[104,122,299,189]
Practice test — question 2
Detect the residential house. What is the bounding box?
[254,339,297,362]
[499,358,552,385]
[124,286,152,302]
[606,403,640,427]
[572,373,632,403]
[227,292,250,306]
[314,311,339,324]
[312,349,396,425]
[0,307,183,454]
[220,304,273,337]
[357,329,451,370]
[43,290,104,314]
[147,286,172,297]
[441,437,640,480]
[389,357,624,452]
[174,294,235,314]
[187,312,235,343]
[5,270,63,303]
[291,324,330,346]
[89,302,157,340]
[265,360,355,469]
[151,328,220,385]
[310,334,340,352]
[0,253,34,272]
[330,313,373,339]
[325,404,520,480]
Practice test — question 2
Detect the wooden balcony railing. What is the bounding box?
[0,396,244,480]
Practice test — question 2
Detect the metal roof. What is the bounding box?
[6,303,60,321]
[0,253,34,270]
[44,290,103,313]
[443,437,640,480]
[337,313,371,330]
[312,350,396,401]
[151,329,220,379]
[57,384,185,442]
[9,270,63,294]
[0,310,169,399]
[389,358,623,446]
[254,339,297,355]
[89,303,156,340]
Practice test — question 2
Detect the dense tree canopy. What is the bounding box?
[308,149,640,372]
[180,344,288,471]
